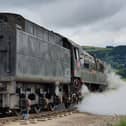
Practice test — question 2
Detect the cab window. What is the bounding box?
[84,63,89,69]
[74,47,79,61]
[0,16,8,23]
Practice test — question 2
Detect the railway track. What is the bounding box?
[0,109,77,125]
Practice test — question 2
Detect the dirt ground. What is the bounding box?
[4,112,122,126]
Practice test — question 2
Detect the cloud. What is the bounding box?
[1,0,125,28]
[38,0,126,28]
[0,0,57,7]
[0,0,126,46]
[86,8,126,32]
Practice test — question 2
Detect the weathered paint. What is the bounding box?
[16,29,71,83]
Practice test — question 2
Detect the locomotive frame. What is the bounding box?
[0,13,107,114]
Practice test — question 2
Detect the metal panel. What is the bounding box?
[81,69,106,85]
[16,29,71,83]
[0,23,16,77]
[25,20,63,46]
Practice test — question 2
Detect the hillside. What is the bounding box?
[82,45,126,79]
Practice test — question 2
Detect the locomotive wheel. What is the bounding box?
[98,85,107,92]
[48,103,55,111]
[64,102,70,109]
[13,109,22,116]
[34,106,41,113]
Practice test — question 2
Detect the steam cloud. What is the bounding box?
[55,85,59,96]
[77,69,126,115]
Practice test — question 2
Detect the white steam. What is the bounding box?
[55,85,60,96]
[81,84,90,97]
[77,69,126,115]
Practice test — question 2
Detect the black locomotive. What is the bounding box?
[0,13,107,114]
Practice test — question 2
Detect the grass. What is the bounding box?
[120,77,126,82]
[114,119,126,126]
[123,78,126,82]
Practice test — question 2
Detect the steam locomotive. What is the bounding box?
[0,13,107,114]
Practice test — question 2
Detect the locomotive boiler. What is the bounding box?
[0,13,107,114]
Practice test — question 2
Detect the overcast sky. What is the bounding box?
[0,0,126,47]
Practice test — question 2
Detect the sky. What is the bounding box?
[0,0,126,47]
